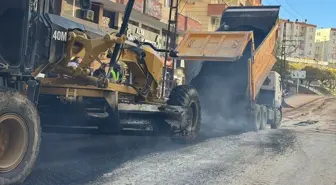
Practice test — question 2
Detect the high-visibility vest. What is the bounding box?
[111,69,120,82]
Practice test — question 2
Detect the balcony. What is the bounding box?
[207,3,228,16]
[177,14,201,31]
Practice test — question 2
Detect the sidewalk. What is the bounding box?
[284,94,322,108]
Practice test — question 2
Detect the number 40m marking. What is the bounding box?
[52,31,67,41]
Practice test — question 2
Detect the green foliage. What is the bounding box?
[285,62,336,92]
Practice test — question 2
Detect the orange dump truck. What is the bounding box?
[176,6,282,131]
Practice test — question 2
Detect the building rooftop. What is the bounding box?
[279,19,317,28]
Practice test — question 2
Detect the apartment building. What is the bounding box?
[278,19,316,59]
[315,28,336,63]
[182,0,262,32]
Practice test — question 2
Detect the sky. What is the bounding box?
[262,0,336,28]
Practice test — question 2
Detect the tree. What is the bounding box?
[303,66,321,87]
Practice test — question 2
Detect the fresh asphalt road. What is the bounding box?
[22,96,336,185]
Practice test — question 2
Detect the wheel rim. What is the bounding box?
[0,113,28,172]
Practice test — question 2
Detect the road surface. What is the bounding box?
[22,96,336,185]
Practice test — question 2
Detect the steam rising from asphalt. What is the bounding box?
[186,60,251,137]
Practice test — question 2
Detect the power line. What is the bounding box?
[283,0,304,20]
[272,0,298,19]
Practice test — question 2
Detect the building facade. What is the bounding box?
[54,0,262,48]
[278,19,316,59]
[182,0,262,32]
[314,28,336,63]
[56,0,202,50]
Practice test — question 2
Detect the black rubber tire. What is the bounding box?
[250,104,261,132]
[0,90,41,185]
[260,105,268,130]
[271,108,282,129]
[167,85,201,144]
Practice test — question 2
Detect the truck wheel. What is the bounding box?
[250,104,261,132]
[167,85,201,143]
[0,90,41,185]
[260,105,267,130]
[271,108,282,129]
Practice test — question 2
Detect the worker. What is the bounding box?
[110,63,122,83]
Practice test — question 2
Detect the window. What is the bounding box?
[308,51,312,54]
[317,32,321,36]
[310,43,312,47]
[211,17,220,27]
[62,0,98,23]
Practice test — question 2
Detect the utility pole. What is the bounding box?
[280,19,302,92]
[280,20,288,91]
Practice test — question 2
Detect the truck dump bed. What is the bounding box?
[176,6,280,118]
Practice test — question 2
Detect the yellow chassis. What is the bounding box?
[38,77,137,111]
